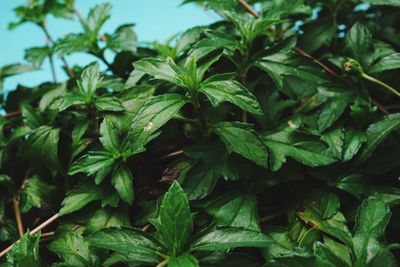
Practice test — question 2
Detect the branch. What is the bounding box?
[41,23,75,78]
[2,110,21,119]
[12,197,24,237]
[0,213,59,258]
[238,0,260,18]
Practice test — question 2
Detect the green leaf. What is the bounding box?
[353,197,391,266]
[111,163,134,205]
[128,94,188,154]
[55,33,92,56]
[106,24,137,53]
[59,182,116,215]
[369,53,400,73]
[77,62,102,98]
[68,151,116,177]
[168,253,199,267]
[93,95,125,111]
[345,23,372,64]
[59,91,86,111]
[297,209,352,246]
[155,181,192,255]
[21,126,60,170]
[86,3,112,39]
[20,176,56,213]
[314,242,349,267]
[365,0,400,6]
[183,145,229,200]
[342,129,366,161]
[205,191,260,231]
[262,122,336,167]
[191,227,270,251]
[24,46,50,67]
[355,113,400,164]
[7,231,40,267]
[133,57,183,86]
[88,226,163,265]
[48,232,98,267]
[85,207,130,234]
[0,174,16,194]
[99,117,120,153]
[190,30,239,59]
[199,75,262,115]
[211,122,268,167]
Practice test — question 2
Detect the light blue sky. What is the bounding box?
[0,0,218,90]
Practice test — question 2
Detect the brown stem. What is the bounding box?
[3,110,22,119]
[238,0,260,18]
[158,150,184,160]
[0,213,59,258]
[13,197,24,237]
[141,224,151,232]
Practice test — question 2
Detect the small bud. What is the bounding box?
[343,58,363,74]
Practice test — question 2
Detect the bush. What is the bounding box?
[1,0,400,266]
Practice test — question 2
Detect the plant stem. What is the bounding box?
[361,72,400,98]
[239,0,260,18]
[12,197,24,237]
[0,213,59,258]
[158,150,184,160]
[156,258,169,267]
[41,23,75,78]
[2,110,22,119]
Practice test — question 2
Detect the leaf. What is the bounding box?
[88,226,163,265]
[106,24,137,53]
[111,163,134,205]
[77,62,102,98]
[262,122,337,167]
[48,232,98,267]
[155,181,192,255]
[342,129,366,161]
[93,95,125,111]
[355,113,400,164]
[191,227,270,251]
[314,242,349,267]
[128,94,188,154]
[168,253,199,267]
[353,197,391,266]
[369,53,400,73]
[205,191,260,231]
[55,33,92,56]
[133,57,183,86]
[68,151,116,177]
[24,46,50,67]
[183,145,229,200]
[0,174,16,194]
[85,207,130,234]
[86,3,112,39]
[59,91,86,111]
[190,30,239,59]
[99,117,120,153]
[345,23,372,64]
[7,231,40,267]
[59,182,115,215]
[211,122,268,167]
[20,176,56,213]
[21,126,60,170]
[365,0,400,6]
[199,75,263,115]
[296,209,352,246]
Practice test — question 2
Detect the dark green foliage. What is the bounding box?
[1,0,400,266]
